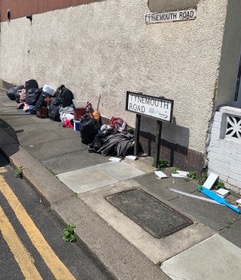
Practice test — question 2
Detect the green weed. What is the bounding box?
[156,261,162,267]
[224,220,235,229]
[63,224,76,242]
[171,167,179,174]
[188,171,196,180]
[15,166,23,178]
[197,172,208,185]
[157,160,169,170]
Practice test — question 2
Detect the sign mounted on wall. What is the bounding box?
[125,91,174,123]
[145,8,197,24]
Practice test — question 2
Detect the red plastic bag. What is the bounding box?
[110,117,127,133]
[63,119,73,128]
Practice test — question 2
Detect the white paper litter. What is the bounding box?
[216,188,230,198]
[177,170,189,176]
[155,171,168,178]
[109,157,122,162]
[236,198,241,205]
[171,173,188,178]
[203,173,219,189]
[125,155,137,160]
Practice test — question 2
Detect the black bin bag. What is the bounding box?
[80,117,99,144]
[25,88,42,105]
[25,79,38,92]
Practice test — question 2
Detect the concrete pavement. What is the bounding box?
[1,88,241,280]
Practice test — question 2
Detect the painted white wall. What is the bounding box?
[0,0,228,153]
[207,106,241,193]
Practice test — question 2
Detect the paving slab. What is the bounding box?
[0,100,19,107]
[18,130,66,147]
[133,173,198,201]
[24,137,85,161]
[57,165,118,193]
[95,161,145,180]
[161,234,241,280]
[170,193,240,231]
[219,218,241,248]
[57,161,145,193]
[0,110,28,118]
[1,115,36,127]
[41,149,109,174]
[55,128,81,140]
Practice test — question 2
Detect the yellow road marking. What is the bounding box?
[0,176,75,280]
[0,206,42,279]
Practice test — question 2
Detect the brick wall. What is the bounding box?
[207,106,241,194]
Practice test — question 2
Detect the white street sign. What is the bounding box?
[145,9,197,24]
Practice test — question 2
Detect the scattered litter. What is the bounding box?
[216,188,230,198]
[155,170,168,179]
[109,157,122,162]
[125,155,137,160]
[171,172,188,178]
[236,198,241,206]
[177,170,189,176]
[170,188,222,205]
[199,187,240,213]
[203,173,219,190]
[171,170,189,178]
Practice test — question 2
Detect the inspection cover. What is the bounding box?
[106,188,193,239]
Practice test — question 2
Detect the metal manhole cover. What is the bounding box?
[106,188,193,239]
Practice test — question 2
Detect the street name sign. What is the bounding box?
[126,91,173,123]
[145,8,196,24]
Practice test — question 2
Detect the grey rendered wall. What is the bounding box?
[215,0,241,108]
[148,0,199,12]
[0,0,228,155]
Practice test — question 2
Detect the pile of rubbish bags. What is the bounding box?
[6,79,135,158]
[6,80,74,119]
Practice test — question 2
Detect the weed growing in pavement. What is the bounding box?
[157,160,169,170]
[197,171,208,185]
[171,167,179,174]
[224,219,235,229]
[188,171,197,180]
[156,261,162,267]
[213,181,225,190]
[63,224,76,242]
[15,166,23,178]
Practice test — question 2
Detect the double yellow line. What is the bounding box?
[0,171,75,280]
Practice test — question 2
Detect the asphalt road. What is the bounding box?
[0,154,114,280]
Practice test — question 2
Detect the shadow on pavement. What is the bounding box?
[0,118,20,160]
